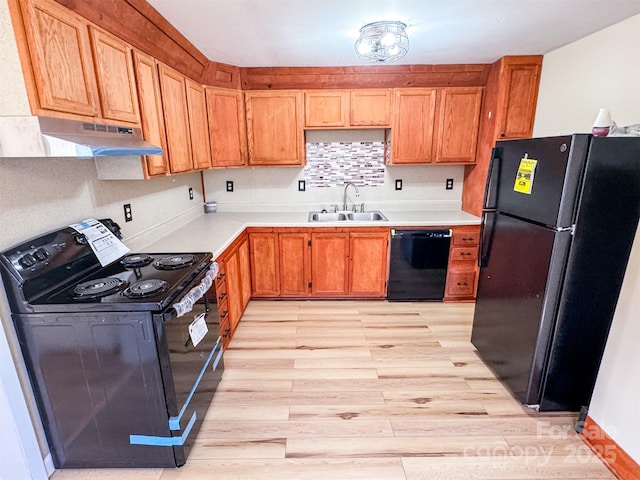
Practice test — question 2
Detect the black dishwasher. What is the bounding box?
[387,229,452,301]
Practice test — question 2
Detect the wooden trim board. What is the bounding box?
[580,415,640,480]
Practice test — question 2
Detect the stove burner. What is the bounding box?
[124,279,168,298]
[121,254,154,268]
[73,278,127,299]
[154,254,196,270]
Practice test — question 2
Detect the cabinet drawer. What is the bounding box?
[452,229,480,247]
[450,247,478,263]
[446,271,477,297]
[217,299,231,342]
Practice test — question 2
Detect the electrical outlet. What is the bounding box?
[188,187,194,200]
[226,181,234,192]
[446,178,454,190]
[123,203,132,222]
[395,179,403,191]
[298,180,306,192]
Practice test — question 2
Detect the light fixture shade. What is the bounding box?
[355,21,409,63]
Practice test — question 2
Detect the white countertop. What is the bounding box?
[141,210,481,258]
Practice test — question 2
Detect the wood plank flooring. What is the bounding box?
[51,301,615,480]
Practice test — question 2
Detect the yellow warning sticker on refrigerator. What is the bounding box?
[514,158,538,194]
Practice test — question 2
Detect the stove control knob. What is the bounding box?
[75,234,88,245]
[34,248,50,262]
[19,254,37,268]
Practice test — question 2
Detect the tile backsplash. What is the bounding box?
[304,129,385,188]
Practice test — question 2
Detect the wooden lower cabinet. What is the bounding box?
[444,226,481,301]
[216,233,250,340]
[279,232,311,296]
[310,232,350,296]
[249,229,311,297]
[349,232,389,296]
[249,228,388,299]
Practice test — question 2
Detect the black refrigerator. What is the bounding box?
[471,134,639,411]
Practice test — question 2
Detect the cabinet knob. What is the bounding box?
[500,133,506,138]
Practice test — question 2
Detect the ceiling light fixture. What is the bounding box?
[355,21,409,63]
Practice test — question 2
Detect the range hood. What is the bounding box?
[0,116,163,158]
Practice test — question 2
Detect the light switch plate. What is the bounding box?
[395,179,403,191]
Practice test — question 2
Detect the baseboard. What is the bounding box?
[43,453,55,477]
[580,415,640,480]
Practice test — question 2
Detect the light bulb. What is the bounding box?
[356,41,372,55]
[380,32,396,47]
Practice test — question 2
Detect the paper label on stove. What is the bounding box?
[189,313,208,348]
[69,219,129,267]
[514,158,538,195]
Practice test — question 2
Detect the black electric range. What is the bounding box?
[0,219,224,469]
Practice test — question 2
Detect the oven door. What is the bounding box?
[130,263,224,466]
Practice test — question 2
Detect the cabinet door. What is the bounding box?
[391,89,437,164]
[158,63,193,173]
[250,232,280,296]
[279,232,311,297]
[224,249,242,336]
[238,236,252,309]
[349,232,389,297]
[497,63,541,139]
[185,79,212,170]
[20,0,99,116]
[435,87,483,164]
[245,91,305,166]
[206,88,247,167]
[350,89,392,127]
[310,232,349,296]
[132,50,168,177]
[304,90,348,127]
[89,27,139,124]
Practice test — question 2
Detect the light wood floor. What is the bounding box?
[52,300,615,480]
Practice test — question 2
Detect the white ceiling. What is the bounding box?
[147,0,640,67]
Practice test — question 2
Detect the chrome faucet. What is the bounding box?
[343,182,360,211]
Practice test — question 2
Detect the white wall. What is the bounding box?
[533,14,640,137]
[533,14,640,463]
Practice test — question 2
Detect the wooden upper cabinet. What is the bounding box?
[185,79,212,170]
[245,91,305,166]
[349,89,392,127]
[304,90,348,127]
[157,63,193,173]
[89,27,139,124]
[304,89,392,128]
[497,61,542,139]
[19,0,99,117]
[391,88,437,164]
[206,88,247,167]
[132,50,168,177]
[434,87,483,164]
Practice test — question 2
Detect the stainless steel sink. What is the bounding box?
[308,210,388,222]
[347,211,388,221]
[308,212,348,222]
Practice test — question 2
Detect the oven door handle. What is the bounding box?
[172,262,218,318]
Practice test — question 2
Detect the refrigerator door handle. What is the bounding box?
[479,212,496,268]
[483,148,502,210]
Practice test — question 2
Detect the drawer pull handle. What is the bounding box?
[460,252,472,256]
[217,273,226,281]
[220,310,228,319]
[223,328,230,338]
[457,282,468,286]
[462,237,475,241]
[218,292,227,301]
